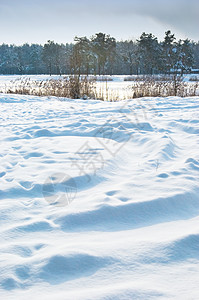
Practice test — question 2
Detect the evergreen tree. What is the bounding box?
[137,32,161,74]
[117,40,137,75]
[177,39,194,75]
[91,33,116,75]
[71,37,92,76]
[42,40,56,75]
[162,30,176,74]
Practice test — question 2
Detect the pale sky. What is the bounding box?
[0,0,198,45]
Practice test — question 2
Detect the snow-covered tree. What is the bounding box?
[175,39,194,75]
[137,32,162,74]
[162,30,176,74]
[91,33,116,75]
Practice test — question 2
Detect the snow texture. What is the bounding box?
[0,91,199,299]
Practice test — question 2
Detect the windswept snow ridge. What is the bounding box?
[0,93,199,299]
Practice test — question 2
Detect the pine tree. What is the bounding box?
[137,32,161,74]
[177,39,194,75]
[91,33,116,75]
[162,30,176,74]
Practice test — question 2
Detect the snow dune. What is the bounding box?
[0,93,199,299]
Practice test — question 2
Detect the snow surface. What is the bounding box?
[0,93,199,299]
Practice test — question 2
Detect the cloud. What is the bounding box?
[0,0,198,44]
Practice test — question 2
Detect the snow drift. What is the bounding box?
[0,93,199,299]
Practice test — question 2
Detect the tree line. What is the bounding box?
[0,31,199,76]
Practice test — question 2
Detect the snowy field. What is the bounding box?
[0,90,199,299]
